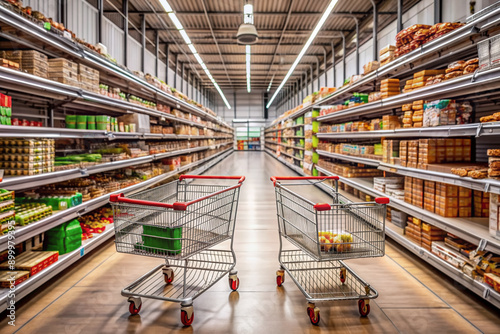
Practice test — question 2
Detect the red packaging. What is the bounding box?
[22,119,30,126]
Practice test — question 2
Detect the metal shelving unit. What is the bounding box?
[0,4,232,131]
[265,149,500,309]
[316,150,381,167]
[0,143,232,191]
[0,147,233,312]
[0,147,233,253]
[314,5,500,108]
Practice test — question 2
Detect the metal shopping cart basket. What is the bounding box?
[270,176,389,325]
[109,175,245,326]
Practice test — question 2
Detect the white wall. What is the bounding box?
[23,0,57,19]
[102,17,124,65]
[126,36,142,73]
[67,0,98,45]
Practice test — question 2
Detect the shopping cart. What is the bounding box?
[270,176,388,325]
[109,175,245,326]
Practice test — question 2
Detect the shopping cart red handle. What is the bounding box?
[375,197,390,204]
[270,176,339,187]
[109,193,174,209]
[179,175,246,183]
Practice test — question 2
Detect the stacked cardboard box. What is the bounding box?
[405,216,422,246]
[412,100,424,128]
[402,103,413,127]
[435,184,459,217]
[2,50,48,78]
[382,139,399,164]
[407,140,419,168]
[404,176,413,204]
[474,190,490,217]
[412,70,445,90]
[382,115,401,130]
[458,187,472,217]
[399,141,408,167]
[424,181,436,212]
[48,58,79,87]
[418,139,437,168]
[412,178,424,208]
[380,78,400,99]
[421,222,446,251]
[78,63,100,93]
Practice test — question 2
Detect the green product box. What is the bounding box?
[312,110,320,118]
[312,121,320,134]
[312,152,319,164]
[295,116,304,125]
[142,225,182,254]
[312,167,319,176]
[312,135,319,148]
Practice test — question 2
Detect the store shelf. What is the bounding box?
[283,136,305,139]
[0,5,231,131]
[317,150,381,167]
[280,143,305,151]
[0,147,233,254]
[0,125,232,140]
[267,148,500,309]
[314,165,500,255]
[0,142,232,191]
[317,67,500,123]
[264,149,304,175]
[0,147,233,312]
[316,123,499,139]
[385,221,500,309]
[315,6,500,108]
[278,150,303,161]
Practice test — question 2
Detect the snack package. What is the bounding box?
[423,99,456,127]
[363,61,380,75]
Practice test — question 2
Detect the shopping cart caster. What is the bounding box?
[127,297,142,315]
[276,269,285,287]
[358,299,370,317]
[340,267,346,284]
[163,266,174,284]
[307,302,320,326]
[180,303,194,326]
[229,271,239,291]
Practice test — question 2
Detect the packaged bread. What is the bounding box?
[402,104,412,111]
[464,58,478,67]
[488,149,500,157]
[469,169,488,179]
[463,64,478,74]
[489,169,500,177]
[363,61,380,74]
[379,45,396,56]
[413,69,445,78]
[381,78,400,85]
[413,122,423,128]
[445,71,463,80]
[447,60,465,72]
[412,82,426,89]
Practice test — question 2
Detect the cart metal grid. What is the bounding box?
[110,175,245,326]
[270,176,388,326]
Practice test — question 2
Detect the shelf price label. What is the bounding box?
[80,247,85,257]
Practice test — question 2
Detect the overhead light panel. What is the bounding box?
[159,0,173,12]
[179,29,191,44]
[266,0,339,108]
[161,0,231,109]
[168,12,183,30]
[246,45,251,93]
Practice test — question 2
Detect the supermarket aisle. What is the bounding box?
[2,151,499,334]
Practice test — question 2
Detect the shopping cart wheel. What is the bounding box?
[229,274,239,291]
[163,267,174,284]
[340,267,346,284]
[358,299,370,317]
[127,296,142,315]
[180,306,194,326]
[128,301,141,315]
[276,269,285,287]
[307,303,320,326]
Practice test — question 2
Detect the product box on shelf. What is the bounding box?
[490,194,500,239]
[118,113,150,133]
[48,58,79,87]
[0,250,59,276]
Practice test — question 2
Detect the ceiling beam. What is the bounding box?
[106,11,396,16]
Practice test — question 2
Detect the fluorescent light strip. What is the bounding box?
[267,75,274,92]
[246,45,251,93]
[163,1,231,109]
[266,0,339,108]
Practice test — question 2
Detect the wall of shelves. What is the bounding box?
[264,4,500,311]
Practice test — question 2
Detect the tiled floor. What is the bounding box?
[2,152,499,333]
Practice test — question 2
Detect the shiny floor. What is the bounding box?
[2,152,499,334]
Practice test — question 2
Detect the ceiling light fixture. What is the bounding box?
[246,45,251,93]
[162,0,231,109]
[237,2,259,45]
[267,74,274,92]
[266,0,339,108]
